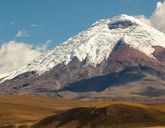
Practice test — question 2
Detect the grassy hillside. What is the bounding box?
[32,104,165,128]
[0,95,164,128]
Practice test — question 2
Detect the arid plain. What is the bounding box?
[0,95,165,128]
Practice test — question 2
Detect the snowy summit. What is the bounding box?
[1,14,165,82]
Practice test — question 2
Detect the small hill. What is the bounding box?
[0,96,165,128]
[32,104,165,128]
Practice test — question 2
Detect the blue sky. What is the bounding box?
[0,0,164,46]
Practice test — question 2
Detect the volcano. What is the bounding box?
[0,14,165,101]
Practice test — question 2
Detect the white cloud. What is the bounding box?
[137,1,165,33]
[16,30,30,37]
[150,1,165,33]
[0,40,47,75]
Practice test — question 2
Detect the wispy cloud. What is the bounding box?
[31,24,39,27]
[137,1,165,33]
[150,1,165,33]
[36,40,52,52]
[31,24,44,28]
[16,30,30,37]
[10,22,16,27]
[124,0,142,3]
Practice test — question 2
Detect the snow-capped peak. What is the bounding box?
[1,14,165,82]
[92,14,145,27]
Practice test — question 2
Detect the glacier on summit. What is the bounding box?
[1,14,165,82]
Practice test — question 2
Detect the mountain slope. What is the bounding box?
[1,14,165,82]
[0,14,165,100]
